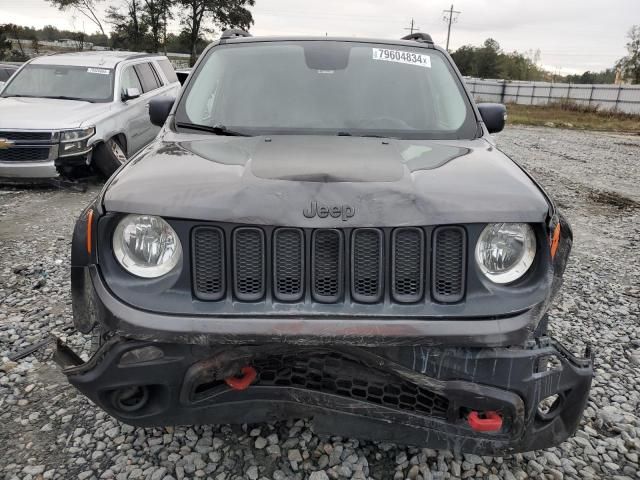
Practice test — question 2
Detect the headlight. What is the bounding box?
[475,223,536,284]
[59,126,95,157]
[113,215,182,278]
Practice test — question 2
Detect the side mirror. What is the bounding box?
[122,87,141,101]
[149,96,175,127]
[477,103,507,134]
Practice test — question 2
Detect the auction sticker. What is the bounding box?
[372,48,431,68]
[87,68,110,75]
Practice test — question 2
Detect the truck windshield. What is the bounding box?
[1,64,114,103]
[176,41,478,140]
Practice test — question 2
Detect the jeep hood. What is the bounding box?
[0,97,112,130]
[103,133,550,227]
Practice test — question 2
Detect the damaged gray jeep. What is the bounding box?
[56,30,593,454]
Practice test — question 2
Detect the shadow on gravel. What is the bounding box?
[588,190,640,210]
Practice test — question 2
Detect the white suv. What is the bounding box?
[0,52,180,180]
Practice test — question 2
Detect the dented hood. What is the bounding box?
[0,96,112,129]
[103,133,550,227]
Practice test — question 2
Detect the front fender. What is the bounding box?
[71,199,100,333]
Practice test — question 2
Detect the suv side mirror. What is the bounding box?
[149,96,176,127]
[477,103,507,134]
[122,87,141,101]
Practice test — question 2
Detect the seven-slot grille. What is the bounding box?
[192,226,467,304]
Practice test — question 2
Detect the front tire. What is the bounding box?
[94,137,128,179]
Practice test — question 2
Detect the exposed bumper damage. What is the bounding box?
[55,336,593,454]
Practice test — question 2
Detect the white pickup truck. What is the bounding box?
[0,51,180,180]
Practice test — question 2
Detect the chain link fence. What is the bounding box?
[464,78,640,114]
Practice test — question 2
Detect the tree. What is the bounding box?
[475,38,500,78]
[142,0,173,53]
[617,25,640,84]
[0,28,12,60]
[179,0,255,66]
[0,24,29,61]
[48,0,106,36]
[451,39,547,81]
[106,1,147,51]
[450,45,475,76]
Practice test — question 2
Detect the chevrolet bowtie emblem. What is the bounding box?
[0,138,14,149]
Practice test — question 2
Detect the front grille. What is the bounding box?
[254,352,449,418]
[0,147,50,162]
[192,227,225,301]
[273,228,304,301]
[432,226,466,303]
[0,131,53,142]
[233,228,266,301]
[351,229,383,303]
[312,230,343,303]
[192,224,468,305]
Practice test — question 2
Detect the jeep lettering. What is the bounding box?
[303,201,355,220]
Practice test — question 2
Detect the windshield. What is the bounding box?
[176,41,477,139]
[1,64,114,103]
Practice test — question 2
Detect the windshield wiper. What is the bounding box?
[336,131,393,139]
[176,122,252,137]
[41,95,95,103]
[1,94,94,102]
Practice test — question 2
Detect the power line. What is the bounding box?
[442,4,461,52]
[404,18,419,36]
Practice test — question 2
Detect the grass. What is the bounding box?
[506,101,640,134]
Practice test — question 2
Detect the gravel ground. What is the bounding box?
[1,125,639,480]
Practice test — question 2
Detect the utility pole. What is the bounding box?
[405,18,419,36]
[442,4,461,52]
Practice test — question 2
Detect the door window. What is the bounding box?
[120,66,143,97]
[157,59,178,83]
[134,63,161,93]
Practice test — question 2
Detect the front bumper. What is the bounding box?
[0,152,91,180]
[55,336,593,454]
[0,160,58,178]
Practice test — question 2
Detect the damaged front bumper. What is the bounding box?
[55,335,593,454]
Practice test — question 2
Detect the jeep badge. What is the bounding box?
[303,201,355,221]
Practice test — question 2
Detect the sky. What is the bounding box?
[1,0,638,74]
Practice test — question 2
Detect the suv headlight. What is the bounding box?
[113,215,182,278]
[59,126,95,157]
[475,223,536,284]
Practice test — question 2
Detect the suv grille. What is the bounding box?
[0,130,55,163]
[233,228,266,301]
[312,230,344,302]
[255,352,449,417]
[0,131,53,142]
[192,225,467,304]
[192,227,225,301]
[432,226,466,303]
[351,229,383,303]
[0,147,50,162]
[273,228,304,301]
[392,228,425,302]
[189,351,450,419]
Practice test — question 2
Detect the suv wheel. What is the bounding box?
[94,137,127,179]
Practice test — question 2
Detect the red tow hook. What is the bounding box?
[224,366,257,391]
[467,411,503,432]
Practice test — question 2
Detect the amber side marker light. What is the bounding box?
[86,209,94,254]
[550,223,561,259]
